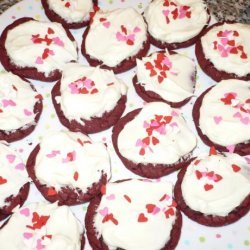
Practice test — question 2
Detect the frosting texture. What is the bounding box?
[0,72,39,131]
[94,179,177,250]
[136,50,195,102]
[199,79,250,146]
[0,143,29,208]
[181,153,250,216]
[47,0,93,23]
[118,102,197,164]
[201,23,250,76]
[56,63,127,122]
[5,20,77,76]
[35,131,111,192]
[85,8,147,67]
[144,0,209,43]
[0,202,83,249]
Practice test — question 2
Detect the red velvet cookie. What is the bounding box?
[195,21,250,82]
[0,143,30,221]
[0,17,77,82]
[133,50,196,108]
[174,152,250,226]
[144,0,210,50]
[192,79,250,156]
[81,8,150,74]
[41,0,98,29]
[0,202,85,249]
[112,102,197,179]
[26,131,111,206]
[51,63,127,134]
[0,72,43,143]
[86,179,182,250]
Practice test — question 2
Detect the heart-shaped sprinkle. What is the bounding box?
[226,145,235,153]
[103,21,110,28]
[24,109,32,116]
[47,27,54,34]
[20,208,30,217]
[209,147,217,156]
[213,116,222,124]
[23,232,33,240]
[138,213,148,223]
[204,184,213,191]
[232,164,241,172]
[0,176,7,185]
[47,187,57,196]
[6,154,16,163]
[35,57,43,64]
[99,207,108,216]
[146,204,155,213]
[195,170,202,180]
[15,163,25,170]
[106,194,115,200]
[240,117,249,125]
[2,99,16,107]
[164,207,175,218]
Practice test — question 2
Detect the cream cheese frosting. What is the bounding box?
[144,0,209,43]
[56,63,127,122]
[47,0,93,23]
[35,131,111,192]
[136,49,195,102]
[94,179,177,250]
[85,8,147,67]
[199,79,250,146]
[0,143,29,208]
[181,153,250,216]
[0,202,83,250]
[0,72,40,131]
[201,23,250,76]
[118,102,197,164]
[5,20,78,76]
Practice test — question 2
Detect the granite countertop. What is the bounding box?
[0,0,249,23]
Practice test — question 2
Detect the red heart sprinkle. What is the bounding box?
[227,40,235,46]
[204,184,214,191]
[35,94,43,100]
[230,47,238,54]
[65,2,71,8]
[164,116,172,124]
[138,213,148,222]
[99,18,107,22]
[241,52,247,59]
[195,170,202,180]
[209,146,217,156]
[47,27,54,34]
[214,174,223,182]
[126,39,134,46]
[217,31,224,37]
[164,207,175,218]
[146,204,156,213]
[194,159,200,165]
[139,148,145,156]
[145,62,154,70]
[231,164,241,172]
[152,136,159,145]
[233,31,239,36]
[0,176,7,185]
[142,137,150,145]
[171,8,178,19]
[47,187,57,196]
[150,69,157,77]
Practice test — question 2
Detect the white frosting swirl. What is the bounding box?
[94,180,177,250]
[0,72,39,131]
[181,153,250,216]
[56,63,127,122]
[35,131,111,192]
[85,8,147,67]
[47,0,93,23]
[0,143,29,208]
[201,23,250,76]
[5,20,78,76]
[199,79,250,146]
[118,102,197,164]
[0,202,83,249]
[144,0,209,43]
[136,50,195,102]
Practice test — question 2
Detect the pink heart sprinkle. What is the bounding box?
[20,208,30,217]
[35,57,43,64]
[106,194,115,200]
[83,79,93,89]
[221,38,229,45]
[116,32,126,42]
[226,145,235,154]
[233,112,242,118]
[15,163,25,170]
[23,232,33,240]
[6,154,16,163]
[162,10,169,17]
[2,99,16,107]
[36,239,44,250]
[213,116,222,124]
[133,26,141,33]
[240,117,249,125]
[46,150,60,158]
[127,34,135,42]
[136,139,144,147]
[53,37,64,47]
[99,207,108,216]
[48,49,55,56]
[152,206,161,215]
[103,21,110,28]
[171,111,179,117]
[24,109,32,116]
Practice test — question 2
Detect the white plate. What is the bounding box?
[0,1,249,249]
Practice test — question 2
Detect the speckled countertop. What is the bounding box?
[0,0,249,23]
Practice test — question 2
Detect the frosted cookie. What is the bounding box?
[193,79,250,156]
[41,0,97,29]
[195,22,250,81]
[174,151,250,226]
[112,102,197,178]
[133,50,196,107]
[0,143,29,221]
[51,63,127,134]
[81,8,150,73]
[0,72,43,142]
[26,131,111,205]
[86,179,182,250]
[144,0,210,49]
[0,202,85,249]
[0,17,77,82]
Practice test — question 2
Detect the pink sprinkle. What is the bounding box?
[233,112,242,118]
[133,26,141,33]
[6,154,16,163]
[24,109,32,116]
[36,239,44,250]
[106,194,115,200]
[116,32,126,42]
[2,99,16,108]
[20,208,30,217]
[15,163,25,171]
[46,150,61,158]
[35,57,43,65]
[52,37,64,47]
[226,145,235,154]
[213,116,222,125]
[240,116,249,125]
[23,232,33,240]
[99,207,109,216]
[103,21,110,28]
[162,10,169,17]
